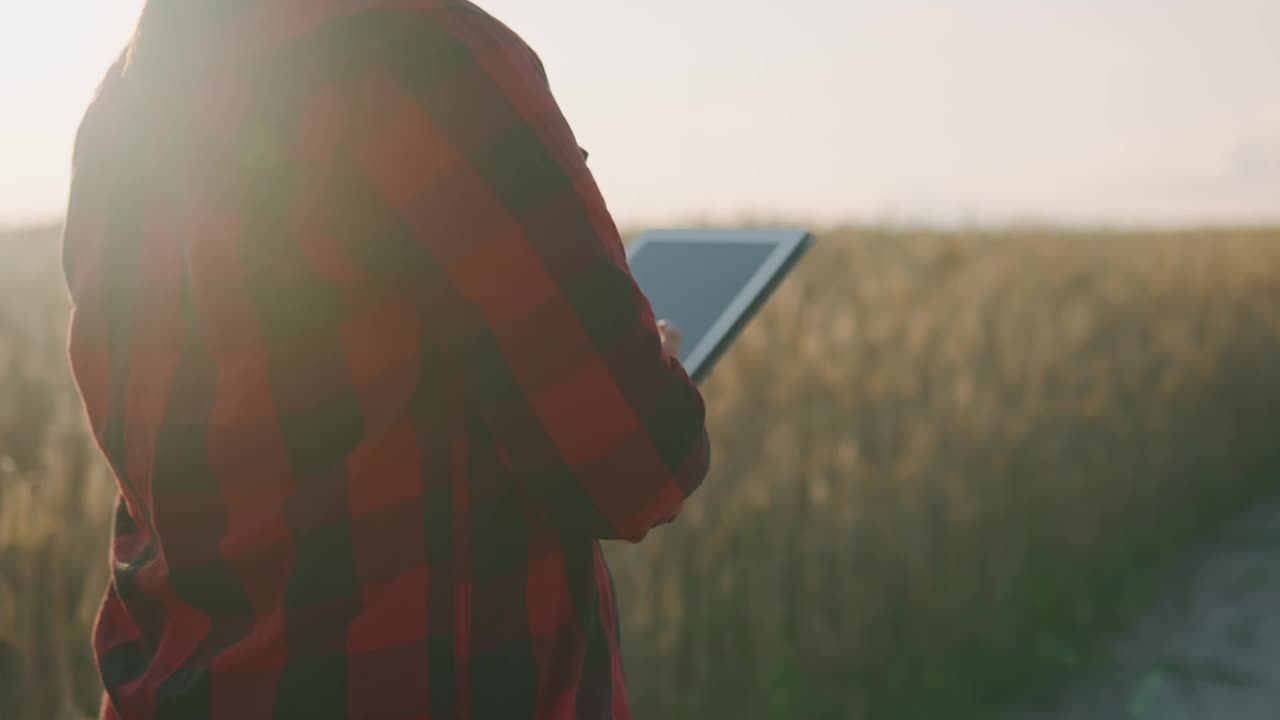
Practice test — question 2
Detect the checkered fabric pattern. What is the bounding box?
[61,2,711,718]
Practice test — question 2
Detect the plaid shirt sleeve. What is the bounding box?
[298,6,711,542]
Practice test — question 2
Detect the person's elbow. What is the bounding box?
[607,425,712,544]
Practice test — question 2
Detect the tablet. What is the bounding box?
[625,227,815,384]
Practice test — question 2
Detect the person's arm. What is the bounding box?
[298,8,710,542]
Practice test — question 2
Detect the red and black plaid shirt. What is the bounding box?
[62,2,710,718]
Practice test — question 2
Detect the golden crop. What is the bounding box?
[5,225,1280,719]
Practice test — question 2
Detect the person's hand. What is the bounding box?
[658,320,682,358]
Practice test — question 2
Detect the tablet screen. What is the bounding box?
[626,241,775,364]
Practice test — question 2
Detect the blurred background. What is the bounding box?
[3,1,1280,719]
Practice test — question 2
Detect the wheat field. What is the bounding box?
[4,224,1280,719]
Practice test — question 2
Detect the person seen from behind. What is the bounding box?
[61,1,711,718]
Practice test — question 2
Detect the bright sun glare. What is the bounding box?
[2,1,1280,228]
[0,3,140,225]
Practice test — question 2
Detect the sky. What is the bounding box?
[1,0,1278,229]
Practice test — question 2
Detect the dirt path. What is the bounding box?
[999,493,1280,720]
